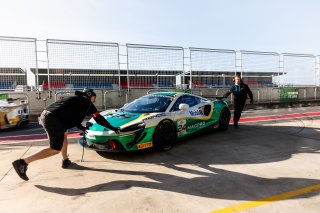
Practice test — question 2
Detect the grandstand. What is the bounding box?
[0,68,27,90]
[33,68,177,90]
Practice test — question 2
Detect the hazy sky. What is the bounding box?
[0,0,319,54]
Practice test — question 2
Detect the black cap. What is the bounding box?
[83,88,96,98]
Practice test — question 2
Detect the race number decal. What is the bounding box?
[177,119,186,135]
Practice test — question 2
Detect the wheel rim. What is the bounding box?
[220,110,229,128]
[155,121,175,149]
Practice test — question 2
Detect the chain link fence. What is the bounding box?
[126,44,184,89]
[240,51,280,87]
[281,53,316,87]
[45,39,120,91]
[0,36,319,91]
[189,48,236,88]
[0,36,37,91]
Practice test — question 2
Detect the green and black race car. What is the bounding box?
[79,92,230,152]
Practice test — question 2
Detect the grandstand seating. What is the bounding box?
[42,81,66,90]
[72,82,113,89]
[191,81,207,88]
[0,82,14,90]
[120,81,153,89]
[152,82,175,88]
[42,81,114,90]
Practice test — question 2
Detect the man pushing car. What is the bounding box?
[12,88,120,181]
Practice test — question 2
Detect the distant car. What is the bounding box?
[14,85,32,92]
[0,99,29,129]
[79,92,230,152]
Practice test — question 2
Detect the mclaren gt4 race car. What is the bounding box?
[79,92,230,152]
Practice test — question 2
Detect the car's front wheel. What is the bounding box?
[153,119,176,151]
[219,108,230,131]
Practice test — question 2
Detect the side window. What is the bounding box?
[184,96,200,107]
[170,95,200,112]
[171,96,185,112]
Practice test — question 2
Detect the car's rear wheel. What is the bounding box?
[219,108,230,131]
[153,119,176,151]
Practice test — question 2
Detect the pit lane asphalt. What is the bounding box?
[1,106,320,213]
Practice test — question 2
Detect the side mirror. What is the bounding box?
[179,103,189,111]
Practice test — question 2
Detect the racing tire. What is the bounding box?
[219,108,230,131]
[153,119,177,151]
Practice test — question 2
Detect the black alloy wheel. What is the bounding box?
[153,120,176,151]
[219,108,230,131]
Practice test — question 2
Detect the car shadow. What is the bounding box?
[35,119,320,201]
[35,163,320,200]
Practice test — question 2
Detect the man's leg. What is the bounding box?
[24,148,60,164]
[12,111,64,180]
[12,147,60,181]
[61,132,68,160]
[61,132,72,168]
[233,102,244,128]
[233,107,241,127]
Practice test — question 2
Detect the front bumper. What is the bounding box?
[78,137,127,152]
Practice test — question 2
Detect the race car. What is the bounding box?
[0,98,29,129]
[79,92,230,152]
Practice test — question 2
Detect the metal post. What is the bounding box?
[126,44,130,97]
[34,39,39,90]
[46,40,51,98]
[117,44,121,91]
[189,49,192,89]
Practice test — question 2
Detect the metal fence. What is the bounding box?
[0,36,37,91]
[189,48,236,88]
[240,51,280,87]
[45,39,120,90]
[0,36,319,91]
[126,44,184,89]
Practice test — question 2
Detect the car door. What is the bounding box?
[170,95,204,136]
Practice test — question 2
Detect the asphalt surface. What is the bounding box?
[1,106,320,213]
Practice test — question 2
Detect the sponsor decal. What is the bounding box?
[189,109,204,116]
[187,121,205,130]
[137,142,153,150]
[142,113,166,121]
[177,119,186,135]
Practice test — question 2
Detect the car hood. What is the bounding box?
[88,110,158,131]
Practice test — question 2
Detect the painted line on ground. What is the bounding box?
[211,183,320,213]
[230,111,320,124]
[0,132,81,144]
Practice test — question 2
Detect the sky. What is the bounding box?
[0,0,320,55]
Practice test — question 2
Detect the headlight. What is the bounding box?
[86,133,96,140]
[121,122,146,132]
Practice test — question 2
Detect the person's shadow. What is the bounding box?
[35,122,320,201]
[35,163,320,200]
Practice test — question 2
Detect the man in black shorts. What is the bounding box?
[12,88,120,181]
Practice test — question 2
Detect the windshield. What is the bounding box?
[122,95,173,113]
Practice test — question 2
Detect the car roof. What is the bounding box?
[149,91,189,97]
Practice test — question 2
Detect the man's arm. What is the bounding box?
[92,112,120,133]
[246,85,253,103]
[223,86,233,98]
[76,123,86,131]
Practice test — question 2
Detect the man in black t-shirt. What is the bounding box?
[223,74,253,128]
[12,89,120,181]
